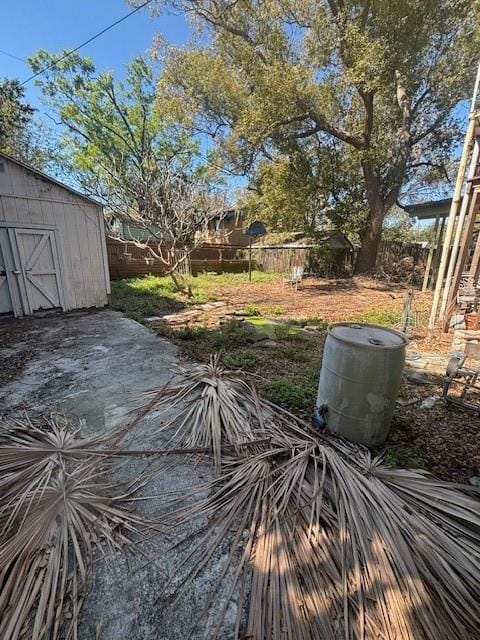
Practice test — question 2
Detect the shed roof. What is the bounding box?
[0,151,102,207]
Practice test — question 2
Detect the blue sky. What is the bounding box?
[0,0,190,112]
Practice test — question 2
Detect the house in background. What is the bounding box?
[202,208,249,246]
[0,152,110,317]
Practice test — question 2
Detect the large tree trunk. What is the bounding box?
[355,201,385,273]
[355,160,386,274]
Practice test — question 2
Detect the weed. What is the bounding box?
[176,326,209,341]
[274,324,293,340]
[245,303,262,317]
[262,378,316,410]
[354,309,402,327]
[267,305,287,316]
[213,319,257,348]
[223,348,260,370]
[383,448,425,469]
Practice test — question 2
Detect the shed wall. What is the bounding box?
[0,157,109,311]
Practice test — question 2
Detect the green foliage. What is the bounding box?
[211,319,258,349]
[382,209,420,244]
[153,0,480,268]
[267,305,287,316]
[262,376,317,411]
[176,325,209,341]
[0,79,33,148]
[245,303,262,316]
[223,348,260,369]
[273,324,293,341]
[354,309,402,327]
[384,449,425,469]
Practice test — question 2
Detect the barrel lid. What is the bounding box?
[328,323,408,349]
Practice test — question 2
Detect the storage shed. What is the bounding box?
[0,152,110,317]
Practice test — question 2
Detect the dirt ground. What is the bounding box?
[147,275,480,484]
[199,274,453,353]
[214,275,406,314]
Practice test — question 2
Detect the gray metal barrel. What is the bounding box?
[316,323,407,446]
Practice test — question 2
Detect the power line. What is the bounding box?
[21,0,154,86]
[0,49,27,64]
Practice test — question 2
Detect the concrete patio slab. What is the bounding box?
[0,309,233,640]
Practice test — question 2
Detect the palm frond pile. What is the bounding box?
[148,363,480,640]
[0,415,148,640]
[142,355,260,467]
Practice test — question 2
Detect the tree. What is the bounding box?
[143,0,480,271]
[242,137,368,239]
[29,51,224,293]
[0,79,34,148]
[381,208,418,244]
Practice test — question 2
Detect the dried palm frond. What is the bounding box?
[0,415,150,640]
[141,355,262,467]
[154,364,480,640]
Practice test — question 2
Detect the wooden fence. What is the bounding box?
[106,238,249,278]
[376,240,429,268]
[106,237,430,279]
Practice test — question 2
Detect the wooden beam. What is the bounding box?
[422,214,440,292]
[443,188,480,331]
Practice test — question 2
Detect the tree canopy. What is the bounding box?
[143,0,480,270]
[29,51,224,292]
[0,79,34,149]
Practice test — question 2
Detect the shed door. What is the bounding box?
[0,230,13,314]
[13,228,64,314]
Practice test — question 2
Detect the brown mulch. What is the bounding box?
[185,276,480,483]
[387,374,480,484]
[213,275,427,321]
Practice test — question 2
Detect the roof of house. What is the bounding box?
[404,198,454,220]
[254,229,353,250]
[0,151,102,207]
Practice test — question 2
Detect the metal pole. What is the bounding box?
[429,61,480,328]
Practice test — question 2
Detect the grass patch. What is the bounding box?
[262,369,319,411]
[111,272,323,414]
[352,308,402,327]
[266,305,287,316]
[110,271,280,324]
[192,270,281,288]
